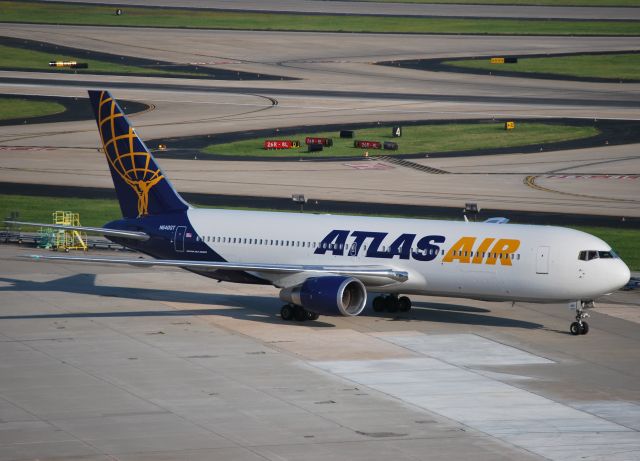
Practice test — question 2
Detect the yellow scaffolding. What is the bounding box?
[50,211,88,251]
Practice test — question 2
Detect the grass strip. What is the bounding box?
[203,122,599,158]
[0,43,206,77]
[0,97,65,121]
[350,0,640,6]
[1,1,639,36]
[444,53,640,80]
[1,194,637,269]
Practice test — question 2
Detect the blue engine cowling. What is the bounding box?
[279,276,367,316]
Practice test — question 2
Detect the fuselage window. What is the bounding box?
[517,254,520,260]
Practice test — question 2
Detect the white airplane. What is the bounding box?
[12,90,630,336]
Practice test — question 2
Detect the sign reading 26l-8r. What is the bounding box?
[315,230,520,266]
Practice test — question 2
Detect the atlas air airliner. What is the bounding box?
[12,90,630,336]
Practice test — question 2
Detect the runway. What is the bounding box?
[1,7,639,460]
[0,24,639,217]
[1,245,638,460]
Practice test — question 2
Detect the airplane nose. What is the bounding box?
[615,260,631,290]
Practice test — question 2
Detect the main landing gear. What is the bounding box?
[280,304,319,322]
[372,294,412,314]
[570,300,593,336]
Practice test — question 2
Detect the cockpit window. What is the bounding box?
[579,250,618,261]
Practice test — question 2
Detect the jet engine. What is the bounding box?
[279,276,367,316]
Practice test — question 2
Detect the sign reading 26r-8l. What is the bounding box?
[315,230,520,266]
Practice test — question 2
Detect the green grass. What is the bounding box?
[2,194,637,269]
[351,0,640,5]
[202,122,600,158]
[1,1,639,36]
[0,97,66,121]
[444,53,640,80]
[1,195,121,227]
[0,43,206,77]
[572,226,640,270]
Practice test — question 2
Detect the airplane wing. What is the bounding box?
[5,221,149,241]
[25,254,409,283]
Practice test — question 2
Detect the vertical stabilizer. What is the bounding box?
[88,90,189,218]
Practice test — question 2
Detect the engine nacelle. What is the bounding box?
[279,276,367,316]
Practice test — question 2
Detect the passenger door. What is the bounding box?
[536,246,550,274]
[174,226,186,253]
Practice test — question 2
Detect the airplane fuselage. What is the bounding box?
[108,208,630,304]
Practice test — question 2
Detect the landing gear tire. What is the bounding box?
[373,296,386,313]
[569,300,592,335]
[580,321,589,335]
[373,295,411,313]
[570,322,581,336]
[293,305,308,322]
[281,304,294,321]
[307,310,320,321]
[385,295,399,313]
[398,296,412,312]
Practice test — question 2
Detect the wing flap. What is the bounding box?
[26,254,409,282]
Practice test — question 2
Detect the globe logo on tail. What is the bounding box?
[96,91,163,217]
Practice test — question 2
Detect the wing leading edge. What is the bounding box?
[25,254,409,283]
[5,221,149,241]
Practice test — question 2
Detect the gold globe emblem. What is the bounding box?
[97,92,164,216]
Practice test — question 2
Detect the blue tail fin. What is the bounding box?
[88,90,189,218]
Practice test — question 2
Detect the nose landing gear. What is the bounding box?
[570,300,593,335]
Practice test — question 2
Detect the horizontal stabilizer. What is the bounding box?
[6,221,149,241]
[25,254,409,282]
